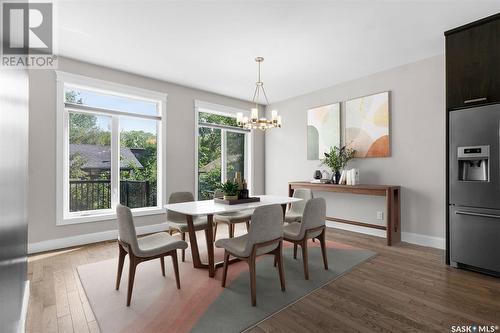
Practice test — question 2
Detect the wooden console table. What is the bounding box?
[289,182,401,246]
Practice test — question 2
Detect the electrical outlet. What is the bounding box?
[376,211,384,220]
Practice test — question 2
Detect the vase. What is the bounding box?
[238,189,249,199]
[331,171,341,184]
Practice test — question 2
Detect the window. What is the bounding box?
[57,72,166,224]
[195,102,252,200]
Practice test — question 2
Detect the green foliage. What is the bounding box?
[69,153,90,180]
[120,130,157,184]
[321,145,356,172]
[220,180,239,196]
[121,130,155,148]
[67,89,158,209]
[198,166,222,200]
[69,113,111,146]
[65,90,83,104]
[197,114,245,199]
[199,112,238,127]
[198,127,221,168]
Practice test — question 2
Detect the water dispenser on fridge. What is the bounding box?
[457,145,489,182]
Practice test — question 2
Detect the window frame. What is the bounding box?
[56,71,167,225]
[194,100,253,200]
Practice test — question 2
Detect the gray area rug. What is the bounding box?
[78,243,376,333]
[191,247,376,333]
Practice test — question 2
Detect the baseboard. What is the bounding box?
[28,223,169,254]
[326,221,445,249]
[401,231,445,249]
[16,280,29,333]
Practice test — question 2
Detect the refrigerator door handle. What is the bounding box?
[455,210,500,219]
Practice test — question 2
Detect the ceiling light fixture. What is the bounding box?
[237,57,281,130]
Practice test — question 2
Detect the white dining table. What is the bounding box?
[164,195,301,277]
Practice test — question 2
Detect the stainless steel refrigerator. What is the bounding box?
[449,103,500,275]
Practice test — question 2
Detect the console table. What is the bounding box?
[288,182,401,246]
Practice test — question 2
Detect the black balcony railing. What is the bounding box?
[69,179,157,211]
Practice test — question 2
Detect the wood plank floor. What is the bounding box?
[26,227,500,332]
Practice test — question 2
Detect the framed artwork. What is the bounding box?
[307,102,340,160]
[345,91,390,158]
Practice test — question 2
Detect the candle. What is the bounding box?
[272,110,278,121]
[251,108,258,121]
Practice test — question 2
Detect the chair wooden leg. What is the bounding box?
[248,257,257,306]
[116,244,126,290]
[181,232,186,262]
[301,240,309,280]
[160,257,165,276]
[229,224,234,238]
[221,250,230,287]
[213,223,218,240]
[293,243,298,259]
[126,257,138,306]
[276,242,286,291]
[245,221,250,231]
[319,230,328,270]
[171,251,181,289]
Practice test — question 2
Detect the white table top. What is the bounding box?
[164,195,301,216]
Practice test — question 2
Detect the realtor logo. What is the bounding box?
[1,1,57,68]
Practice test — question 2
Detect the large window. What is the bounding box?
[57,72,166,224]
[196,102,251,200]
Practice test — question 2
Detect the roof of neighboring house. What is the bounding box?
[70,144,143,170]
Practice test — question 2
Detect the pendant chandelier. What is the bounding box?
[237,57,281,130]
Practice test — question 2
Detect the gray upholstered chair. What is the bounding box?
[215,204,285,306]
[213,189,253,239]
[282,198,328,280]
[116,204,188,306]
[285,188,313,223]
[166,192,208,262]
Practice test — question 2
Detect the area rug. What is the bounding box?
[77,239,376,333]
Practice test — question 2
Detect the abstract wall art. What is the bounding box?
[345,91,390,158]
[307,102,340,160]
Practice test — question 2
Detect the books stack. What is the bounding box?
[338,169,359,185]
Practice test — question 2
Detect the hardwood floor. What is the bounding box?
[26,227,500,332]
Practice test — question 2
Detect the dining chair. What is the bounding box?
[116,204,188,306]
[285,188,313,223]
[213,189,253,239]
[166,192,209,262]
[282,198,328,280]
[215,204,285,306]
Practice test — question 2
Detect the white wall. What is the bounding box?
[265,55,446,248]
[28,57,265,251]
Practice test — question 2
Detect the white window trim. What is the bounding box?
[194,100,254,200]
[56,71,167,225]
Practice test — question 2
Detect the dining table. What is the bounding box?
[164,195,302,277]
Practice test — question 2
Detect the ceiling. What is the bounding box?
[56,0,500,103]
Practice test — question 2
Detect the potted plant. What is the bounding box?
[321,145,356,184]
[220,180,239,200]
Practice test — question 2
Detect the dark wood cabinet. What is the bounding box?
[445,13,500,110]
